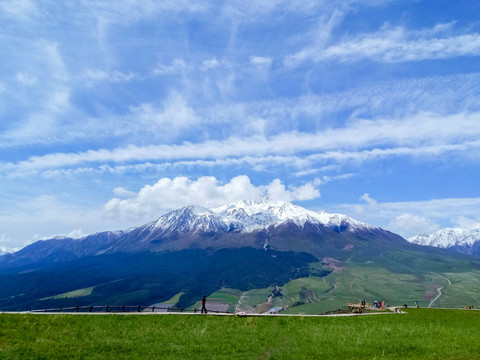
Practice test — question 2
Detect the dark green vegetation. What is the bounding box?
[1,309,480,359]
[0,249,316,311]
[2,243,480,313]
[2,218,480,313]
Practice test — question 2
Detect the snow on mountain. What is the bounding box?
[0,247,16,256]
[408,227,480,255]
[215,199,374,231]
[150,199,375,235]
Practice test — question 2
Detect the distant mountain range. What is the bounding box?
[0,199,403,268]
[1,199,480,312]
[409,228,480,256]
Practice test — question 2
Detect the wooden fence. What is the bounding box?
[30,305,230,314]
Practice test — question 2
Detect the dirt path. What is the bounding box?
[428,273,451,308]
[235,292,254,313]
[433,273,451,285]
[428,287,444,308]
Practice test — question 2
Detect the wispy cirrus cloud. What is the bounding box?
[81,69,136,85]
[81,0,210,24]
[286,22,480,66]
[0,0,40,21]
[153,59,190,75]
[3,110,480,177]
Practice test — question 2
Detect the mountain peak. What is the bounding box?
[165,199,375,233]
[409,227,480,247]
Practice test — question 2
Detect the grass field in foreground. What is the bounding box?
[1,309,480,359]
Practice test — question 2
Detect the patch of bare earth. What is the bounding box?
[322,257,344,273]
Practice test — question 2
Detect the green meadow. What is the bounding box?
[1,309,480,359]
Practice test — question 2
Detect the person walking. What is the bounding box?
[201,296,207,314]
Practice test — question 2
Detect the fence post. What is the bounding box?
[75,306,79,312]
[137,305,141,312]
[167,307,170,312]
[152,306,155,312]
[106,305,110,312]
[89,306,93,312]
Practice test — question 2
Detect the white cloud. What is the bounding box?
[359,193,377,206]
[286,23,480,66]
[128,91,199,136]
[336,195,480,238]
[82,69,135,84]
[1,89,72,146]
[389,213,440,236]
[16,72,38,86]
[103,175,320,221]
[4,110,480,174]
[113,187,137,198]
[81,0,210,25]
[250,56,272,67]
[0,195,109,248]
[153,59,189,75]
[64,229,86,239]
[0,0,39,21]
[200,57,228,71]
[454,216,480,230]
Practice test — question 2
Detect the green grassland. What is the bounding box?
[1,309,480,359]
[190,288,242,312]
[40,286,96,300]
[161,292,185,305]
[31,265,480,316]
[3,246,480,315]
[272,265,480,314]
[174,248,480,314]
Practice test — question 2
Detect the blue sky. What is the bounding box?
[1,0,480,250]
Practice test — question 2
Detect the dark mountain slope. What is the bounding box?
[0,248,317,311]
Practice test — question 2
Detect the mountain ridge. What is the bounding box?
[0,199,401,268]
[2,200,480,312]
[409,227,480,256]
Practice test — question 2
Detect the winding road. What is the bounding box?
[428,273,451,308]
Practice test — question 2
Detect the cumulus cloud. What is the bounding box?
[103,175,321,221]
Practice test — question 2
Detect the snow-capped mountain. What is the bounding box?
[408,227,480,255]
[0,247,17,256]
[151,199,375,234]
[1,199,405,267]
